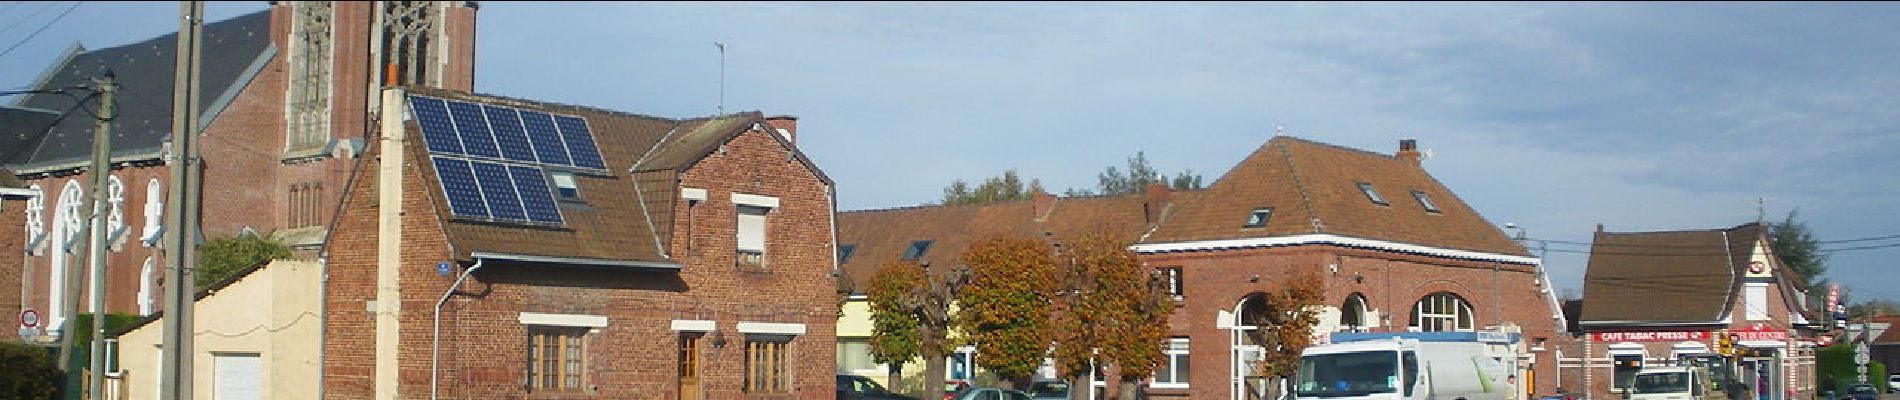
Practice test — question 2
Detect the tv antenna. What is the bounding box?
[715,42,726,115]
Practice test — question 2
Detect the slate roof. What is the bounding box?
[1140,136,1528,257]
[402,87,826,264]
[3,11,271,171]
[834,190,1187,293]
[1578,222,1783,325]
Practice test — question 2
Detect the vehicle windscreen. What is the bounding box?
[1297,351,1399,398]
[1028,382,1069,396]
[1630,372,1690,394]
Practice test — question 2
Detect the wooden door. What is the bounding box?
[680,334,702,400]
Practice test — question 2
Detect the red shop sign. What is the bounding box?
[1592,330,1710,342]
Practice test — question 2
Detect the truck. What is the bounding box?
[1625,367,1705,400]
[1295,331,1522,400]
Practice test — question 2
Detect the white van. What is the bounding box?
[1627,367,1704,400]
[1887,374,1899,393]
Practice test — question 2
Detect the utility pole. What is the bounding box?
[86,71,117,400]
[161,2,204,400]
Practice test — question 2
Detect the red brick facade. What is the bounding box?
[322,115,837,398]
[1136,246,1564,399]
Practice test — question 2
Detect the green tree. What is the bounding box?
[957,236,1060,388]
[1847,298,1900,319]
[0,341,61,399]
[867,260,967,399]
[1771,209,1827,293]
[1066,152,1203,196]
[1816,342,1887,392]
[942,169,1047,206]
[196,234,292,289]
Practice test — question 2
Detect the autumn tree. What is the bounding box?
[942,169,1047,206]
[957,236,1060,389]
[1244,273,1326,400]
[867,260,967,399]
[1051,233,1176,399]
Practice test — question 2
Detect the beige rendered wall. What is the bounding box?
[116,259,322,399]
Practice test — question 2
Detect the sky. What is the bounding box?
[3,1,1898,303]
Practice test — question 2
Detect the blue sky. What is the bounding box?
[5,2,1898,303]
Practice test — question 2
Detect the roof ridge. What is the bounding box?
[1273,135,1401,161]
[1274,138,1323,233]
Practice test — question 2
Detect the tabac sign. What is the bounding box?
[1592,330,1710,342]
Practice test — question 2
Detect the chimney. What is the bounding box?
[765,115,798,145]
[1143,183,1172,224]
[1032,190,1057,222]
[1396,139,1421,166]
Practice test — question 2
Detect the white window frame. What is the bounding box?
[1153,337,1190,388]
[59,180,84,248]
[107,175,125,249]
[1411,292,1473,332]
[1745,283,1769,321]
[24,184,44,253]
[139,257,157,316]
[142,179,163,244]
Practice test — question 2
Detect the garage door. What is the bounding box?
[213,353,263,400]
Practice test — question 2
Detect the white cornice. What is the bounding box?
[1132,233,1539,265]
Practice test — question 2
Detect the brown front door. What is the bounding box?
[680,334,702,400]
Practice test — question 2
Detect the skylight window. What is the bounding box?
[551,172,580,201]
[1412,190,1440,213]
[1244,208,1272,228]
[1356,182,1388,206]
[902,240,933,261]
[837,244,858,264]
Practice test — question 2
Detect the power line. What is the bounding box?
[0,1,56,36]
[0,1,83,60]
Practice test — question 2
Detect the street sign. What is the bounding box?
[1856,353,1871,365]
[19,309,37,328]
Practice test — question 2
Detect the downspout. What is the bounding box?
[431,259,484,400]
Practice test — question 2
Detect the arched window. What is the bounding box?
[107,175,124,248]
[48,180,84,331]
[59,181,84,249]
[1340,293,1369,332]
[139,257,157,316]
[143,178,163,243]
[1410,292,1474,332]
[24,184,44,252]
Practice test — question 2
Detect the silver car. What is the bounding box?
[950,387,1034,400]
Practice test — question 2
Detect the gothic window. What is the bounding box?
[287,1,335,155]
[143,179,163,244]
[24,184,44,253]
[380,1,439,87]
[59,181,84,249]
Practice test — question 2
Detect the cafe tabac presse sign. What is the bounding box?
[1591,325,1790,343]
[1593,330,1710,342]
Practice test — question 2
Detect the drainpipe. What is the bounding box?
[431,259,484,400]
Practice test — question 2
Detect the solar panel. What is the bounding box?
[483,105,538,163]
[509,165,564,224]
[471,161,528,222]
[431,157,488,218]
[553,115,607,169]
[447,100,500,158]
[410,96,462,154]
[519,110,572,166]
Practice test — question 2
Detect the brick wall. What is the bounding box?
[1,197,22,340]
[13,166,172,336]
[327,126,837,399]
[1139,245,1564,399]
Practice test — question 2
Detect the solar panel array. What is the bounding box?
[410,94,605,226]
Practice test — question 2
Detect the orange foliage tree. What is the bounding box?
[867,260,967,399]
[1052,233,1176,399]
[957,236,1060,388]
[1244,273,1326,399]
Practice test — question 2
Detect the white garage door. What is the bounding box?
[213,353,263,400]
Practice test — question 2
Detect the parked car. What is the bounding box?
[1026,381,1070,400]
[1844,383,1879,400]
[942,380,972,400]
[1889,374,1900,393]
[949,386,1033,400]
[838,375,917,400]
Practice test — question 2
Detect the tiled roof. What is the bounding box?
[834,190,1181,293]
[1578,222,1771,325]
[402,87,815,264]
[5,11,271,170]
[1140,136,1527,257]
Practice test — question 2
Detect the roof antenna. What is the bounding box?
[715,42,726,115]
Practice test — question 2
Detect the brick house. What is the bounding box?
[1569,222,1822,400]
[0,1,476,341]
[835,136,1565,400]
[834,187,1183,392]
[320,87,837,399]
[1131,137,1565,400]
